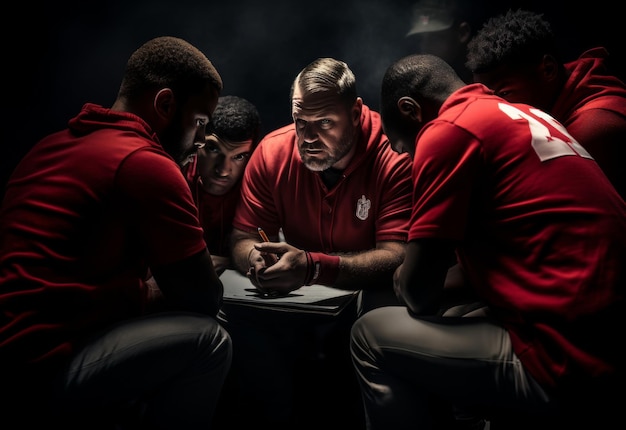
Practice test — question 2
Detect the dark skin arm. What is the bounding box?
[231,227,406,295]
[150,248,223,317]
[394,238,458,316]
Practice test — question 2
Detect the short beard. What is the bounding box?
[158,113,189,165]
[299,126,355,171]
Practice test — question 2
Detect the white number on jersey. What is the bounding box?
[498,103,593,162]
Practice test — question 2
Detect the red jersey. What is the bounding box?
[233,104,412,253]
[408,84,626,393]
[0,103,207,370]
[554,47,626,197]
[183,155,241,257]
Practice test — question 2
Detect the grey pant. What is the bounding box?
[350,306,553,430]
[51,311,232,429]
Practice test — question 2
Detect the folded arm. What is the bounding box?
[151,248,224,317]
[394,238,458,316]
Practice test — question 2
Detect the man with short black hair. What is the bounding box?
[0,36,231,429]
[182,95,262,274]
[351,53,626,430]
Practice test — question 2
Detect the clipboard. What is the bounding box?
[220,269,359,316]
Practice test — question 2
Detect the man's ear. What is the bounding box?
[153,88,177,123]
[539,54,560,83]
[398,96,422,123]
[352,97,364,126]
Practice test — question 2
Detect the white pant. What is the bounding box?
[350,306,553,430]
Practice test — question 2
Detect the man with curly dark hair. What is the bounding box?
[466,9,626,199]
[181,95,262,274]
[0,36,232,429]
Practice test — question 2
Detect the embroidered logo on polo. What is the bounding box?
[356,194,371,221]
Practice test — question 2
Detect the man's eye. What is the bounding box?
[206,143,220,153]
[294,118,332,130]
[234,153,250,161]
[295,119,306,130]
[196,118,207,127]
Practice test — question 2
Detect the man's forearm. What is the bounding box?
[231,237,258,274]
[230,227,261,274]
[332,243,405,290]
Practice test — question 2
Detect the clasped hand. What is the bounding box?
[247,241,308,296]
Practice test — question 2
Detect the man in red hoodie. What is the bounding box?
[0,36,231,429]
[466,8,626,199]
[181,95,262,274]
[225,57,413,428]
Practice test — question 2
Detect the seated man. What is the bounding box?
[466,8,626,198]
[182,95,262,274]
[350,54,625,430]
[224,57,413,428]
[0,36,231,429]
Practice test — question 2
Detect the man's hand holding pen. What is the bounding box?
[246,227,281,296]
[256,227,279,266]
[246,233,310,296]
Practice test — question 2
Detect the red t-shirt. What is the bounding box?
[554,47,626,197]
[0,103,207,370]
[233,104,412,253]
[408,84,626,393]
[183,154,241,257]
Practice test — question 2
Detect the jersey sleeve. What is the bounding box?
[374,150,413,243]
[408,122,482,242]
[116,148,207,267]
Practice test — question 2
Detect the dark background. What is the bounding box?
[3,0,623,193]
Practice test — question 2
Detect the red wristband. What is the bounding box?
[305,252,340,286]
